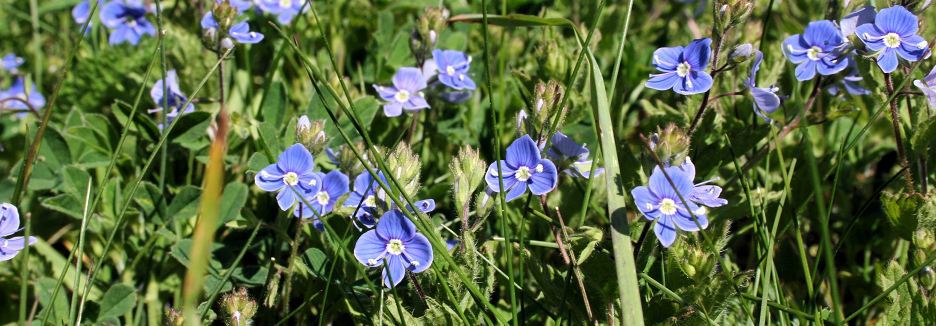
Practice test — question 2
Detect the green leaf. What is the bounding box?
[61,166,91,198]
[449,14,574,27]
[168,185,202,223]
[218,182,248,226]
[36,277,69,325]
[302,247,330,279]
[880,191,921,240]
[96,284,137,321]
[170,111,212,150]
[41,193,84,219]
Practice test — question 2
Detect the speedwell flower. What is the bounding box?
[256,0,305,24]
[631,157,725,247]
[1,78,46,117]
[255,144,319,211]
[1,203,38,262]
[547,132,604,179]
[646,38,714,95]
[149,70,194,130]
[200,12,264,47]
[1,54,24,73]
[827,60,871,96]
[432,50,476,90]
[100,0,156,45]
[294,170,349,221]
[856,6,930,73]
[745,51,781,122]
[782,20,850,81]
[485,134,558,202]
[354,209,433,288]
[374,67,430,117]
[345,171,386,227]
[915,65,936,110]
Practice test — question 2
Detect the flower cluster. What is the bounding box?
[149,70,194,130]
[100,0,157,45]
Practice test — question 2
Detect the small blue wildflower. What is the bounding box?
[345,171,387,228]
[827,60,871,96]
[1,203,38,262]
[222,0,253,12]
[631,166,702,247]
[72,0,104,25]
[547,132,604,179]
[255,144,319,211]
[256,0,305,24]
[1,78,46,117]
[1,54,24,73]
[782,20,850,81]
[745,51,781,122]
[445,239,460,251]
[149,70,194,130]
[856,6,930,73]
[432,50,476,90]
[646,38,714,95]
[100,0,156,45]
[201,12,264,47]
[485,135,559,202]
[914,65,936,110]
[353,209,434,288]
[373,67,429,117]
[681,158,727,208]
[294,170,350,220]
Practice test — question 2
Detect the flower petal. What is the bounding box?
[506,134,542,168]
[278,143,315,174]
[383,102,403,117]
[504,182,529,202]
[673,210,709,232]
[914,80,936,109]
[782,34,810,64]
[682,38,712,70]
[651,46,683,71]
[631,186,660,220]
[354,230,387,266]
[323,170,350,198]
[691,185,728,207]
[653,216,678,248]
[254,164,284,192]
[875,5,917,36]
[392,67,427,92]
[803,20,843,49]
[485,160,518,192]
[673,71,713,95]
[794,61,818,81]
[876,50,899,73]
[403,233,433,273]
[646,72,681,91]
[649,165,694,200]
[840,6,876,38]
[382,255,407,288]
[376,210,416,241]
[0,236,37,262]
[817,55,849,76]
[528,160,558,195]
[276,186,301,211]
[0,204,20,237]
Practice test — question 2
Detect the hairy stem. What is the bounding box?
[884,73,915,192]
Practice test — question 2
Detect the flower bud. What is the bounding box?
[220,37,235,50]
[411,7,450,62]
[531,80,566,135]
[296,115,328,155]
[921,266,936,291]
[730,43,754,63]
[165,307,184,326]
[651,123,690,166]
[329,142,368,176]
[221,288,257,326]
[474,190,494,222]
[538,41,568,80]
[212,1,238,34]
[386,143,421,195]
[450,146,486,215]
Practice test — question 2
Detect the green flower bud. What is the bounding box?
[530,80,566,136]
[411,7,449,62]
[539,41,568,79]
[921,266,936,291]
[386,143,421,195]
[451,146,486,217]
[650,123,690,166]
[221,288,257,326]
[331,142,369,177]
[730,43,754,64]
[212,1,238,36]
[474,191,493,224]
[296,116,328,156]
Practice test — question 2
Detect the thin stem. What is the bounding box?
[687,26,729,135]
[884,73,915,192]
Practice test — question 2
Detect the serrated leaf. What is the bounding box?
[218,182,248,226]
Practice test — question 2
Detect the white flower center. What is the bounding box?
[315,191,330,205]
[309,178,317,187]
[279,0,292,8]
[883,33,901,48]
[694,206,707,216]
[676,62,691,77]
[394,89,410,103]
[534,164,544,173]
[659,198,677,215]
[363,195,376,207]
[367,258,378,266]
[386,239,405,255]
[283,172,299,186]
[806,46,822,61]
[446,65,456,76]
[515,166,533,182]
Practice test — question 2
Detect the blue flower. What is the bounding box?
[856,6,930,73]
[353,209,433,288]
[255,144,319,211]
[1,54,24,73]
[485,135,558,202]
[294,170,349,221]
[256,0,305,24]
[745,51,781,122]
[344,171,387,228]
[782,20,849,81]
[630,157,725,247]
[431,50,476,90]
[1,203,38,262]
[100,0,156,45]
[72,0,104,25]
[200,12,264,46]
[1,78,46,117]
[827,60,871,96]
[373,67,429,117]
[149,70,194,130]
[646,38,714,95]
[223,0,253,12]
[547,132,604,179]
[914,65,936,110]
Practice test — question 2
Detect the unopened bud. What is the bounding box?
[411,7,450,62]
[220,37,234,50]
[386,143,421,195]
[450,146,486,215]
[652,123,690,166]
[531,80,566,134]
[296,115,328,155]
[730,43,754,63]
[222,288,257,326]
